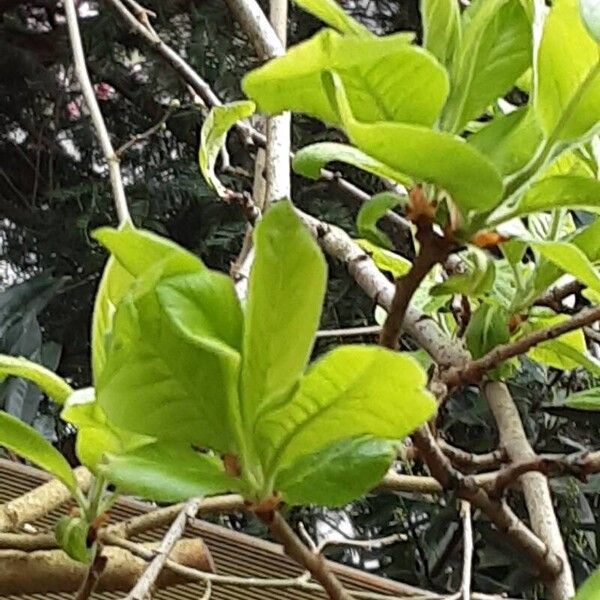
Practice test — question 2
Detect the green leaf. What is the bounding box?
[465,303,511,359]
[580,0,600,43]
[574,567,600,600]
[276,436,396,506]
[0,354,73,405]
[91,256,133,383]
[293,143,411,187]
[241,201,327,425]
[93,224,203,281]
[564,387,600,411]
[535,0,600,143]
[199,101,256,196]
[503,175,600,220]
[55,516,93,564]
[293,0,370,36]
[256,345,436,476]
[528,240,600,295]
[421,0,462,68]
[329,73,503,213]
[356,239,412,278]
[441,0,532,133]
[468,107,543,177]
[356,192,407,250]
[156,271,243,356]
[431,248,496,297]
[101,442,239,503]
[98,267,241,454]
[523,314,589,371]
[243,29,448,128]
[0,411,76,492]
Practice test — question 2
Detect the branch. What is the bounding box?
[0,539,212,595]
[63,0,130,223]
[443,305,600,388]
[115,104,176,157]
[106,494,245,539]
[437,441,508,474]
[256,510,353,600]
[380,212,452,349]
[484,382,575,599]
[535,279,583,311]
[103,0,412,240]
[0,466,92,532]
[125,498,209,600]
[75,548,107,600]
[457,501,472,600]
[316,325,382,339]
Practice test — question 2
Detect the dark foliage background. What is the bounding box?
[1,1,598,597]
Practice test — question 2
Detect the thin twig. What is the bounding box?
[64,0,130,224]
[116,106,176,157]
[443,305,600,388]
[535,279,583,310]
[316,325,382,339]
[125,498,205,600]
[75,548,108,600]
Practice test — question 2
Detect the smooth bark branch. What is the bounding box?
[106,494,245,539]
[0,466,92,531]
[125,498,208,600]
[458,501,473,600]
[437,441,508,474]
[484,382,575,599]
[0,540,212,595]
[64,0,130,223]
[535,280,583,310]
[444,305,600,388]
[257,510,353,600]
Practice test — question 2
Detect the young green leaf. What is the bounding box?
[55,516,93,564]
[198,101,256,196]
[535,0,600,143]
[465,303,511,359]
[293,0,371,37]
[528,240,600,295]
[241,201,327,425]
[256,345,436,476]
[573,567,600,600]
[293,142,411,186]
[468,107,543,177]
[563,387,600,412]
[101,442,240,503]
[0,354,73,405]
[93,224,204,279]
[330,73,503,212]
[431,248,496,298]
[522,314,590,372]
[500,175,600,221]
[356,239,412,278]
[91,256,133,383]
[356,192,407,250]
[98,264,241,454]
[276,436,396,507]
[243,29,448,128]
[421,0,462,68]
[441,0,532,133]
[0,411,76,492]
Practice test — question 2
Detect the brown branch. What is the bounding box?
[125,498,209,600]
[484,382,574,599]
[437,441,508,474]
[535,280,583,311]
[443,305,600,389]
[380,219,452,349]
[106,494,245,539]
[0,539,212,595]
[256,510,353,600]
[115,104,176,157]
[0,466,92,532]
[75,547,108,600]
